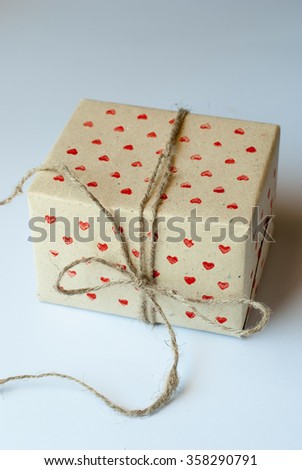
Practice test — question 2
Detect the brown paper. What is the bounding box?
[28,99,280,336]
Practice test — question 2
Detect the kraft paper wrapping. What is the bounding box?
[28,100,279,336]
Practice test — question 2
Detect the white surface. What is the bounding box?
[0,0,301,450]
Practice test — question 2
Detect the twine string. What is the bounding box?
[0,109,271,417]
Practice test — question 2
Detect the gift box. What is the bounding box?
[27,99,279,337]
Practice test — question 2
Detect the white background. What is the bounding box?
[0,0,301,450]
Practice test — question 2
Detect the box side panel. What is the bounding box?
[242,127,280,328]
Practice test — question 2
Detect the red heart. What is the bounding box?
[98,155,109,162]
[179,136,190,142]
[137,113,148,120]
[190,198,202,204]
[66,148,78,155]
[53,175,64,182]
[117,264,127,271]
[200,170,212,177]
[156,148,164,155]
[114,126,124,132]
[203,261,215,270]
[160,193,168,200]
[106,109,116,115]
[225,158,235,164]
[83,121,93,127]
[202,295,214,300]
[218,281,229,290]
[120,187,132,195]
[246,146,256,153]
[147,131,157,138]
[45,215,56,224]
[213,186,225,193]
[87,293,96,300]
[110,171,121,178]
[184,238,194,248]
[75,165,86,171]
[132,249,140,258]
[79,221,90,230]
[234,128,245,135]
[237,174,249,181]
[190,154,202,160]
[63,236,73,245]
[153,270,160,278]
[49,250,59,257]
[87,181,98,187]
[97,243,108,252]
[67,270,77,277]
[216,316,227,324]
[123,144,133,150]
[131,161,142,167]
[184,276,196,285]
[167,255,178,265]
[91,139,102,145]
[119,299,128,306]
[169,165,178,173]
[200,123,211,129]
[219,244,231,254]
[214,141,222,147]
[112,225,124,235]
[227,203,238,209]
[169,118,175,124]
[100,276,110,283]
[185,311,196,319]
[180,182,191,188]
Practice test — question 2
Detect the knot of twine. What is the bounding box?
[0,108,271,417]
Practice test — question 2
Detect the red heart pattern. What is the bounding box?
[183,238,194,248]
[66,148,78,155]
[79,221,90,230]
[98,155,110,162]
[185,311,196,319]
[121,187,132,195]
[87,293,97,300]
[63,236,73,245]
[184,276,196,285]
[167,255,178,265]
[203,262,215,270]
[45,215,56,224]
[49,250,59,257]
[216,316,227,324]
[114,126,124,132]
[218,281,229,290]
[53,175,64,182]
[49,106,268,330]
[200,170,212,177]
[219,245,231,254]
[190,154,202,160]
[137,113,148,120]
[97,243,108,252]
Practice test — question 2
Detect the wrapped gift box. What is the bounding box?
[28,99,279,336]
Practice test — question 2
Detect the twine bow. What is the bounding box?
[0,108,271,417]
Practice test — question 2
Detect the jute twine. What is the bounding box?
[0,109,271,417]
